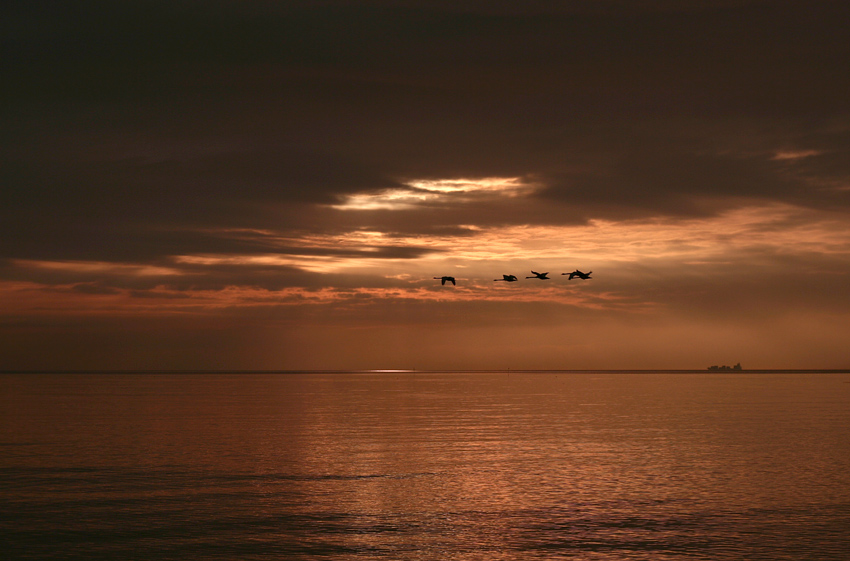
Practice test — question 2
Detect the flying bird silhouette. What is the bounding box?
[495,274,518,282]
[526,271,550,279]
[563,270,592,280]
[434,276,456,285]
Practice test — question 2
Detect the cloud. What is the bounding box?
[331,177,537,210]
[3,0,850,368]
[3,202,847,313]
[5,2,850,227]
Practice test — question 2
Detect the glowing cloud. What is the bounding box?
[331,177,536,210]
[772,149,823,161]
[170,203,850,279]
[12,259,184,277]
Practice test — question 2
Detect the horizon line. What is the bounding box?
[2,368,849,375]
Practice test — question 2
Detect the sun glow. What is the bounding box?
[331,177,536,210]
[772,149,823,161]
[405,177,531,194]
[171,204,850,277]
[5,204,847,322]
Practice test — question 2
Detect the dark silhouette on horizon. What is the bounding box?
[708,362,742,371]
[434,276,456,285]
[495,274,518,282]
[526,271,550,280]
[564,270,592,280]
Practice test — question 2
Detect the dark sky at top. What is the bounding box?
[2,1,849,369]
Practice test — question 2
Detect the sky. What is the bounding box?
[2,0,849,370]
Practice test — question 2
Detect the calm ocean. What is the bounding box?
[2,371,850,560]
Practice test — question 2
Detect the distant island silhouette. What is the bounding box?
[708,363,742,371]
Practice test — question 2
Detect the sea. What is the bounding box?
[2,371,850,560]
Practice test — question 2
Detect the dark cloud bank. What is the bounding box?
[4,2,849,256]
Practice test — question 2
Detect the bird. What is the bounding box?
[563,270,592,280]
[495,274,518,282]
[434,276,456,285]
[526,271,550,279]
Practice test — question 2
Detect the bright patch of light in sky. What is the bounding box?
[406,177,531,194]
[331,177,535,210]
[772,149,823,160]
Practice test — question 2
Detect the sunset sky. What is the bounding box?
[2,0,849,370]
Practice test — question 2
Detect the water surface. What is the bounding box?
[2,371,849,559]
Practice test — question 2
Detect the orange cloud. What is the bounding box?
[12,259,184,277]
[331,177,537,210]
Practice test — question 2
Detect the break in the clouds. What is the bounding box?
[2,1,850,369]
[332,177,537,210]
